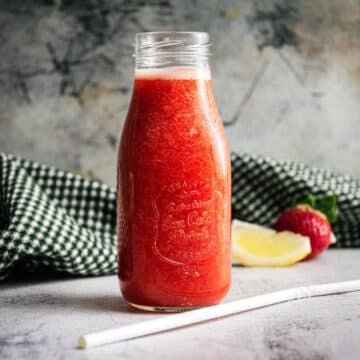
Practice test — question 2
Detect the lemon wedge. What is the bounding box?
[232,220,311,267]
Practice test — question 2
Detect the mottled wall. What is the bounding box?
[0,0,360,186]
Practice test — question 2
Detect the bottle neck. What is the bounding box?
[134,32,211,72]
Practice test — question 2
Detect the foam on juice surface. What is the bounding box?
[135,66,211,80]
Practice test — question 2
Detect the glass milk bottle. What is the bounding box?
[117,32,231,311]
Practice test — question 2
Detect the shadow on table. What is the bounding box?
[0,270,147,315]
[2,288,138,314]
[1,269,80,287]
[53,293,135,314]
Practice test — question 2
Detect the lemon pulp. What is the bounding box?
[232,220,311,267]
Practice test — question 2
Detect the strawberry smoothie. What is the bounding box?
[117,46,231,310]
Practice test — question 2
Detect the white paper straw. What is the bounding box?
[78,279,360,349]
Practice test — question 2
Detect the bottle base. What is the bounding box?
[128,301,202,313]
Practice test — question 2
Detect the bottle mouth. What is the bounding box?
[135,32,211,58]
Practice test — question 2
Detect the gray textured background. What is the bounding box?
[1,0,360,186]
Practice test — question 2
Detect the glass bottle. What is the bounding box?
[117,32,231,311]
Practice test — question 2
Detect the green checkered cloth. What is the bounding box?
[1,152,360,279]
[0,153,117,280]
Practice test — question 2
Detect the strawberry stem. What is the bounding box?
[292,194,338,224]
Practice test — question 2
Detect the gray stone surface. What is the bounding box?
[1,1,360,185]
[1,249,360,359]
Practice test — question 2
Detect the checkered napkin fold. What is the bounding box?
[1,152,360,279]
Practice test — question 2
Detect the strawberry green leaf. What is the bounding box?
[317,195,338,224]
[306,194,316,208]
[292,194,315,208]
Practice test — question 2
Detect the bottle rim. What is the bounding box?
[134,31,211,58]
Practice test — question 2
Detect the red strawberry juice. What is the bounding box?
[117,63,231,310]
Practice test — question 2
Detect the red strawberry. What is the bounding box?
[274,195,338,260]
